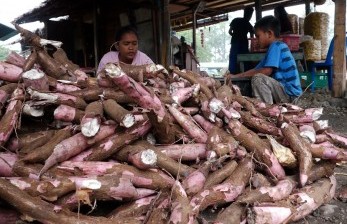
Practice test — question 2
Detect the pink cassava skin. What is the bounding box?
[310,143,347,160]
[172,69,214,100]
[7,129,56,153]
[248,176,336,224]
[0,62,23,82]
[116,141,195,178]
[237,178,297,204]
[0,83,17,111]
[67,175,156,201]
[40,124,116,176]
[281,123,313,187]
[203,160,238,190]
[5,51,26,68]
[170,84,199,105]
[0,152,18,177]
[59,161,175,190]
[0,178,118,224]
[107,195,156,219]
[0,87,23,147]
[105,65,166,122]
[193,114,215,133]
[239,111,282,136]
[22,126,73,163]
[189,157,253,217]
[0,208,21,224]
[181,161,210,196]
[169,181,191,224]
[227,119,286,180]
[155,143,207,161]
[168,105,207,143]
[5,176,75,201]
[326,131,347,148]
[54,104,85,122]
[83,120,152,161]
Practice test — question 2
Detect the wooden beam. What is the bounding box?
[332,0,346,97]
[255,0,262,21]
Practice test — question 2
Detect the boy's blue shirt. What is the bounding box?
[255,41,302,97]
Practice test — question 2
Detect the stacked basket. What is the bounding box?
[303,12,330,60]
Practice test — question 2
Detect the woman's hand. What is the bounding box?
[224,72,234,85]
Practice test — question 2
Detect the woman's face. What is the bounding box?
[117,32,138,64]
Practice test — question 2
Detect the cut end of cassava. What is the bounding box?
[22,104,44,117]
[122,113,136,128]
[39,38,63,48]
[311,108,323,120]
[76,178,102,190]
[281,122,288,129]
[146,63,157,73]
[315,120,329,129]
[81,118,100,137]
[27,87,59,102]
[146,133,156,145]
[104,63,124,77]
[208,112,216,122]
[209,98,224,114]
[300,130,316,143]
[22,69,44,80]
[141,149,157,166]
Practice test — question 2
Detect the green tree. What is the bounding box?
[177,20,230,63]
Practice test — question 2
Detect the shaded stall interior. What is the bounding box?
[14,0,314,68]
[14,0,345,96]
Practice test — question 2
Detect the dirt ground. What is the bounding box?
[293,89,347,224]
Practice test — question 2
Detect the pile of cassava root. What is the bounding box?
[0,24,346,224]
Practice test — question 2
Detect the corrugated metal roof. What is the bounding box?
[0,23,18,41]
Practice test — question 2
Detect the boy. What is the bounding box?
[226,16,302,104]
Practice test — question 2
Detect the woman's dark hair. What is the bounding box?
[115,25,138,42]
[254,15,281,37]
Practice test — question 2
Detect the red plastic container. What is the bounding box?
[248,38,267,52]
[280,34,301,51]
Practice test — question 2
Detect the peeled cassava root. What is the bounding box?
[0,23,344,224]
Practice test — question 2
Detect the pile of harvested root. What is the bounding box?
[0,25,346,224]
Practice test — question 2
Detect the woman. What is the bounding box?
[97,25,154,73]
[274,5,293,34]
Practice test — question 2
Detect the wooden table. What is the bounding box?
[237,51,305,72]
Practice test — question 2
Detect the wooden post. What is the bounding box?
[305,0,311,15]
[255,0,262,21]
[93,0,99,70]
[161,0,171,67]
[332,0,346,97]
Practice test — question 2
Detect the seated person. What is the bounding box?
[274,5,293,34]
[226,16,302,104]
[97,25,154,73]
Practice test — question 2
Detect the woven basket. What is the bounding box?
[301,40,321,61]
[304,12,329,59]
[288,14,299,34]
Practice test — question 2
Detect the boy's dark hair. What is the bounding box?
[244,6,254,19]
[254,15,281,37]
[115,25,138,42]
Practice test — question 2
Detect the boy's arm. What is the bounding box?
[229,67,273,78]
